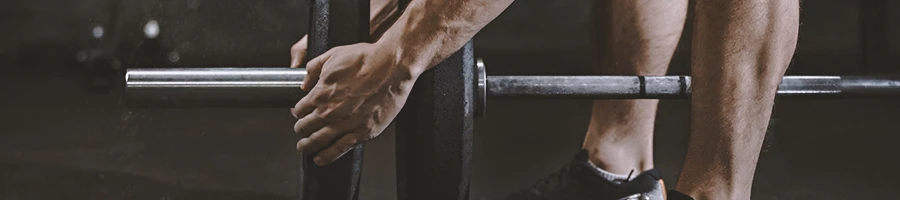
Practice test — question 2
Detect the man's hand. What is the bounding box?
[288,0,513,166]
[291,41,417,166]
[290,35,308,69]
[286,0,402,166]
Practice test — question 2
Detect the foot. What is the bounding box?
[505,150,664,200]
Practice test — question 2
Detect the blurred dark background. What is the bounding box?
[1,0,899,199]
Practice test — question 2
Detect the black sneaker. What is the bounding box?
[505,150,664,200]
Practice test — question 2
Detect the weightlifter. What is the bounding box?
[288,0,799,199]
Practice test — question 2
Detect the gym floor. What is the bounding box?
[2,0,899,199]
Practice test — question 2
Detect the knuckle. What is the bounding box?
[361,120,378,132]
[315,71,328,80]
[291,104,311,118]
[305,137,322,147]
[359,133,376,141]
[309,56,325,65]
[299,96,319,108]
[295,127,307,135]
[308,95,328,106]
[309,57,322,66]
[293,122,306,134]
[317,108,344,121]
[314,94,329,103]
[300,98,316,108]
[339,138,358,151]
[306,59,320,67]
[360,126,375,135]
[316,111,333,121]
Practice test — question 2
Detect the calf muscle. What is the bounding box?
[676,0,799,199]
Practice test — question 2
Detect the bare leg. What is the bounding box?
[584,0,688,175]
[675,1,799,199]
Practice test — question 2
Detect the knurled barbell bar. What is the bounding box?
[125,59,900,118]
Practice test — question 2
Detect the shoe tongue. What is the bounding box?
[571,150,597,168]
[569,150,601,174]
[571,150,591,164]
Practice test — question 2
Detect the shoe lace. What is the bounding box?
[622,193,650,200]
[621,169,650,200]
[531,165,575,189]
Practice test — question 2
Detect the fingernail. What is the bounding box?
[314,157,324,165]
[296,139,306,152]
[291,59,298,68]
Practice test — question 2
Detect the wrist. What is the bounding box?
[375,36,429,78]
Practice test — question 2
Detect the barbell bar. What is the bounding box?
[125,60,900,117]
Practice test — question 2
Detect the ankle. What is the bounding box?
[583,146,654,175]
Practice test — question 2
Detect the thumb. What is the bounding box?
[290,35,309,68]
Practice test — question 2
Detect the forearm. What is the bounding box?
[376,0,514,75]
[370,0,400,41]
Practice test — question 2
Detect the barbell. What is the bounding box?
[125,60,900,117]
